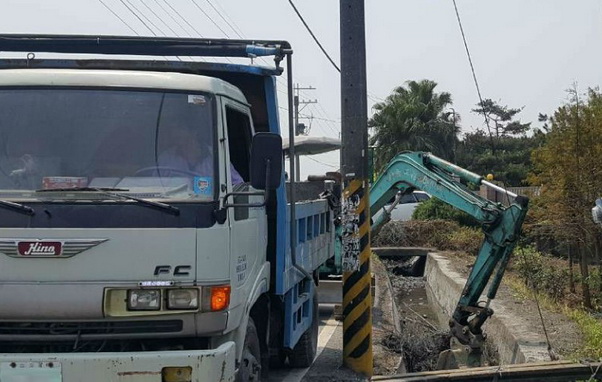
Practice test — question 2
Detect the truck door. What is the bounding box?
[221,101,267,301]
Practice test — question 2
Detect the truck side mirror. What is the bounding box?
[250,132,282,190]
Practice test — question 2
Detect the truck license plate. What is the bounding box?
[0,362,62,382]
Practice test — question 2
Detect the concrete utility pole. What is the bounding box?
[293,83,317,181]
[340,0,372,377]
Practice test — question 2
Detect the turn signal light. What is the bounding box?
[210,285,230,311]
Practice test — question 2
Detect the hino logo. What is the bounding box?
[19,241,61,256]
[0,239,108,258]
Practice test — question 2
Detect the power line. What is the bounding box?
[368,93,384,103]
[138,0,180,36]
[203,0,244,38]
[300,113,339,124]
[306,155,339,169]
[132,0,188,61]
[316,103,339,123]
[313,103,341,133]
[162,0,205,37]
[108,0,185,61]
[124,0,163,34]
[151,0,192,37]
[451,0,495,150]
[118,0,157,35]
[162,0,236,64]
[104,0,175,60]
[190,0,230,37]
[286,0,340,73]
[98,0,138,34]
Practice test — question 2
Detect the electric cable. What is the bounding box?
[189,0,231,37]
[151,0,193,37]
[118,0,157,36]
[97,0,138,34]
[99,0,176,61]
[451,0,496,152]
[138,0,180,36]
[113,0,186,61]
[203,0,244,38]
[161,0,205,37]
[286,0,340,73]
[300,113,339,124]
[306,155,339,169]
[123,0,162,35]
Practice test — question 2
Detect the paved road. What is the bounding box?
[268,304,341,382]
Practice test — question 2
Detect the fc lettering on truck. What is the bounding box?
[153,265,191,277]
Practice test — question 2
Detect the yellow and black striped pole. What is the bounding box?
[340,0,372,376]
[341,180,372,374]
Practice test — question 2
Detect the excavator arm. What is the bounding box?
[371,152,529,352]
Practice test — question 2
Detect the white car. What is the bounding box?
[388,191,430,221]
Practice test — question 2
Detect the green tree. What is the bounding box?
[455,129,543,186]
[455,99,540,186]
[473,99,531,140]
[530,87,602,309]
[369,79,459,171]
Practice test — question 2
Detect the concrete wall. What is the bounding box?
[424,252,549,365]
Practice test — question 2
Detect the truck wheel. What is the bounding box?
[237,317,262,381]
[289,292,319,368]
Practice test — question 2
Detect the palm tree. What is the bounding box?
[369,79,459,172]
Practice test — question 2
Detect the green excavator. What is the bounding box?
[319,151,528,367]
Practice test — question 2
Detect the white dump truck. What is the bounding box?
[0,35,335,382]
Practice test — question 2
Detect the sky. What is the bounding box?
[0,0,600,178]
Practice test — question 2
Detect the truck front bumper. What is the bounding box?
[0,341,236,382]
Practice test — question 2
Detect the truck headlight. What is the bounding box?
[128,289,161,311]
[167,289,199,310]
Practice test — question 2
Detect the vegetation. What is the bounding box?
[370,81,543,185]
[511,246,570,302]
[371,79,602,313]
[506,274,602,360]
[455,129,544,186]
[454,99,544,186]
[373,220,482,256]
[369,79,459,171]
[412,197,478,227]
[529,87,602,309]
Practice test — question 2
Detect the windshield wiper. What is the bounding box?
[0,199,35,216]
[36,187,180,216]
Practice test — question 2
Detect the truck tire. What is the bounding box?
[288,292,319,368]
[236,317,262,381]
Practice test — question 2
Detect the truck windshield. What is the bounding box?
[0,88,217,201]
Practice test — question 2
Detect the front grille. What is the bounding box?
[0,320,183,336]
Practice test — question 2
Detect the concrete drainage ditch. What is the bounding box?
[374,247,550,375]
